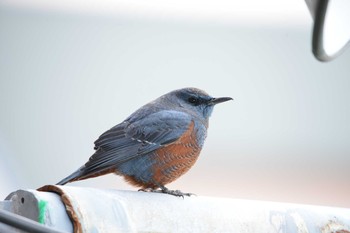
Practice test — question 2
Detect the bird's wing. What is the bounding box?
[81,110,193,176]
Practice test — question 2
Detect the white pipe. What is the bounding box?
[3,185,350,233]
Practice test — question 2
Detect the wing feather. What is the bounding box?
[80,110,192,177]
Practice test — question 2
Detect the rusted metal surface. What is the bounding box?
[322,219,350,233]
[2,185,350,233]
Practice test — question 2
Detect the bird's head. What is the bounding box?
[164,87,233,120]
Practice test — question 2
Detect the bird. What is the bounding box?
[56,87,232,197]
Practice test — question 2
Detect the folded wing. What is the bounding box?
[56,110,192,184]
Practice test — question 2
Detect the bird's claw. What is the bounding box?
[138,187,195,198]
[161,189,195,198]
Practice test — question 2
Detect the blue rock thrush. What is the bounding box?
[56,87,232,197]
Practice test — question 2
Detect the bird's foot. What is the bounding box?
[139,186,195,198]
[145,186,195,198]
[160,188,195,198]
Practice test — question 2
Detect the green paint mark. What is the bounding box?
[38,200,48,224]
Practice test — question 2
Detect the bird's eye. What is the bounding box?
[188,97,200,105]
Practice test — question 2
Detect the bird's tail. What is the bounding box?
[56,168,84,185]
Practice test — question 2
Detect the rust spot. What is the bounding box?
[321,219,350,233]
[38,185,82,233]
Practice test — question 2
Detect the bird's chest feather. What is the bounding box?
[152,121,206,185]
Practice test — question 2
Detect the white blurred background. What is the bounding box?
[0,0,349,207]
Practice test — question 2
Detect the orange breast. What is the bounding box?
[152,121,201,186]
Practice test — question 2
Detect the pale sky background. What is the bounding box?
[0,1,350,207]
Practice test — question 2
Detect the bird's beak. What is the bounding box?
[208,97,233,105]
